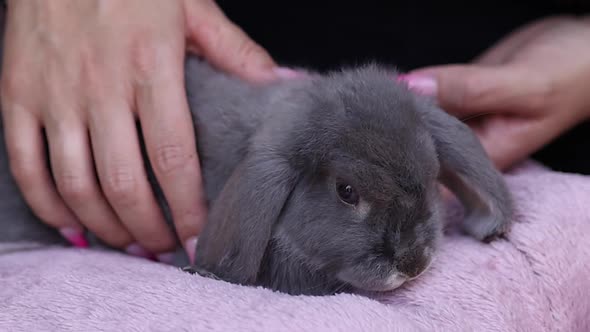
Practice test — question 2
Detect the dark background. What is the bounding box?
[217,0,590,174]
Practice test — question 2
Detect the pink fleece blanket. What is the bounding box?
[0,161,589,332]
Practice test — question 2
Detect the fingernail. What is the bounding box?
[397,74,438,96]
[59,227,89,248]
[396,74,408,82]
[184,236,198,265]
[156,252,176,265]
[125,243,155,260]
[273,67,306,80]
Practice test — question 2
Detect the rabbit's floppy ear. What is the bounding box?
[193,149,299,285]
[419,103,513,241]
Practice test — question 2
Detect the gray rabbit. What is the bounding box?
[0,24,513,294]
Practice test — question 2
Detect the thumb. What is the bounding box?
[183,0,290,82]
[399,64,545,117]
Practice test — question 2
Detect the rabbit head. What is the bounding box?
[191,64,513,295]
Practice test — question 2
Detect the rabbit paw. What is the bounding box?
[182,265,222,281]
[462,212,512,243]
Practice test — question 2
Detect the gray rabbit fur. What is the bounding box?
[0,23,513,295]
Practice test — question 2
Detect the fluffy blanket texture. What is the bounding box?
[1,161,589,332]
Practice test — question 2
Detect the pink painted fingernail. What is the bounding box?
[274,67,307,80]
[59,227,89,248]
[184,236,198,265]
[396,74,408,82]
[156,252,176,265]
[397,74,438,96]
[125,243,155,260]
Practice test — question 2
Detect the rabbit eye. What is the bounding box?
[336,182,359,205]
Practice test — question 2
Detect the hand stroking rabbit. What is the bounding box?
[0,54,513,296]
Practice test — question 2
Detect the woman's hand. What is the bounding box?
[399,16,590,171]
[0,0,285,263]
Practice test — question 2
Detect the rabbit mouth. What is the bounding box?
[336,270,409,292]
[380,273,409,290]
[335,252,436,292]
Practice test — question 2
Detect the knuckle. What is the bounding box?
[152,143,192,175]
[192,17,222,45]
[102,166,139,206]
[79,46,105,93]
[457,75,489,109]
[531,77,558,111]
[9,157,39,190]
[129,37,160,83]
[0,73,26,100]
[235,38,265,65]
[56,171,94,203]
